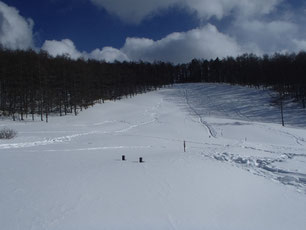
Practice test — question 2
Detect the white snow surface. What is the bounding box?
[1,83,306,230]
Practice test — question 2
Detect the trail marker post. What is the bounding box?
[184,140,186,152]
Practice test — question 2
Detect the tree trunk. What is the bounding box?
[280,92,285,127]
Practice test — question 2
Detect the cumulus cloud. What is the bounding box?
[41,39,129,62]
[40,25,241,63]
[39,19,306,63]
[122,24,242,63]
[228,18,305,55]
[292,39,306,52]
[89,0,306,57]
[183,0,280,20]
[91,0,176,24]
[87,47,129,62]
[90,0,280,23]
[0,1,34,50]
[41,39,82,59]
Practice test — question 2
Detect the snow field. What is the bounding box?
[1,83,306,230]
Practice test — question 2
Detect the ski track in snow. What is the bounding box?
[206,150,306,192]
[0,132,96,149]
[27,145,152,153]
[0,116,158,150]
[195,138,306,192]
[184,89,217,138]
[160,84,306,193]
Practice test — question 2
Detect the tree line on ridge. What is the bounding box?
[1,47,306,121]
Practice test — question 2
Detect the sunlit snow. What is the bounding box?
[1,83,306,230]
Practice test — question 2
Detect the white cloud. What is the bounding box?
[41,39,82,59]
[90,0,280,23]
[229,18,303,54]
[42,39,129,62]
[292,39,306,52]
[87,47,129,62]
[38,20,306,63]
[0,1,34,50]
[88,0,306,57]
[183,0,280,20]
[40,25,241,63]
[91,0,176,24]
[121,24,242,63]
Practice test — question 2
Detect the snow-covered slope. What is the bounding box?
[1,83,306,230]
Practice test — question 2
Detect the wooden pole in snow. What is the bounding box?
[184,140,186,152]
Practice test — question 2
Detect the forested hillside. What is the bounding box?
[0,48,175,121]
[1,47,306,121]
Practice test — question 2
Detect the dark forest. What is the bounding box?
[1,47,306,122]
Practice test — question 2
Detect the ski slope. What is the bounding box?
[1,83,306,230]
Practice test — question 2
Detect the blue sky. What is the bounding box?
[3,0,198,51]
[0,0,306,63]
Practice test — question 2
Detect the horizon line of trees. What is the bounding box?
[1,47,306,122]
